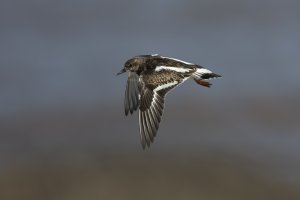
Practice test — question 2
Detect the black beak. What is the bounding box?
[116,68,126,76]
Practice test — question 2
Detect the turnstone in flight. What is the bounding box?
[117,54,221,149]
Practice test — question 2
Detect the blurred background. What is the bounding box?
[1,0,300,199]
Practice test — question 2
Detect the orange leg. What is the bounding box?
[193,78,211,88]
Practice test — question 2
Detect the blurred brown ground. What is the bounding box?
[1,96,300,200]
[1,153,300,200]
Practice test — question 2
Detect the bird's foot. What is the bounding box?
[193,78,211,88]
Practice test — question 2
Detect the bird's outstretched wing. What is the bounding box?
[138,70,190,149]
[124,72,139,115]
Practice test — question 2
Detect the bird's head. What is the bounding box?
[117,57,143,75]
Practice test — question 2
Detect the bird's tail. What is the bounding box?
[192,67,221,87]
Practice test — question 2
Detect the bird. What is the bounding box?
[117,54,221,149]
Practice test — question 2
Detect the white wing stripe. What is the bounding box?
[155,66,191,73]
[153,81,179,92]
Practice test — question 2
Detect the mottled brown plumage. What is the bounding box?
[117,54,221,149]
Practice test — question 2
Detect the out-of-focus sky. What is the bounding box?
[1,0,299,115]
[0,1,300,199]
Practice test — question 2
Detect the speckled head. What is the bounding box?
[117,55,153,75]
